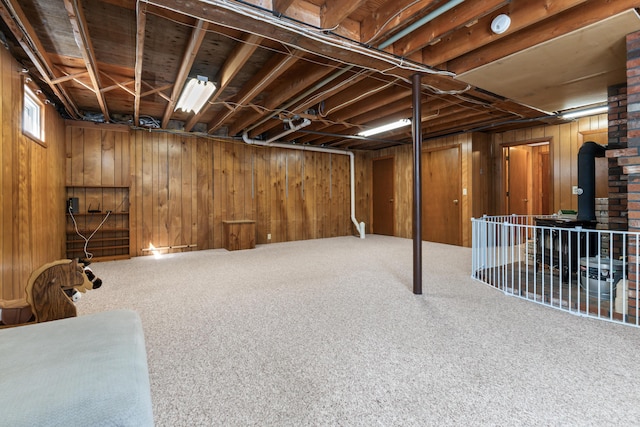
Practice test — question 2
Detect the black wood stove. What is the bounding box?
[534,217,598,280]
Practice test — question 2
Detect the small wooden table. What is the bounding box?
[223,220,256,251]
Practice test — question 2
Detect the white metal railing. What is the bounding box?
[471,214,639,327]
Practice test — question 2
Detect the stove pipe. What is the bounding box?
[577,141,606,221]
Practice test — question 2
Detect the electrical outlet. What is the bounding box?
[267,234,271,240]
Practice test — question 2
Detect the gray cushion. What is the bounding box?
[0,310,153,426]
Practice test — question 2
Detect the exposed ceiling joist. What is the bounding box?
[321,0,367,30]
[421,0,588,66]
[446,0,640,74]
[208,50,303,134]
[1,0,632,150]
[389,0,509,57]
[0,0,80,118]
[161,19,209,128]
[63,0,110,122]
[134,0,147,126]
[184,32,263,132]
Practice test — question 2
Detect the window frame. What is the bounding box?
[22,82,46,147]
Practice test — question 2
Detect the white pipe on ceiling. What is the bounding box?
[243,119,366,239]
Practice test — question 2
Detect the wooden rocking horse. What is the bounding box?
[0,259,101,327]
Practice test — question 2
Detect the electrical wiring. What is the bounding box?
[142,0,456,78]
[364,0,423,45]
[318,79,398,118]
[68,206,112,260]
[141,0,470,114]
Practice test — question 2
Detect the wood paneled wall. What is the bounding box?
[0,46,66,300]
[360,118,606,247]
[492,114,608,214]
[66,125,363,256]
[363,133,477,246]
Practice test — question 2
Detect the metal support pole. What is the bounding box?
[412,73,422,295]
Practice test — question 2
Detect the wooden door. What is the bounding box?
[372,157,394,235]
[422,147,461,245]
[539,150,551,214]
[507,146,530,215]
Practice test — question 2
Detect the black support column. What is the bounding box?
[412,73,422,295]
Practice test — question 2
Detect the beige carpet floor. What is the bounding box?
[78,235,640,426]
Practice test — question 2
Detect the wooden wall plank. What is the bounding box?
[141,132,153,252]
[101,130,115,186]
[303,151,316,240]
[287,151,300,241]
[0,46,65,299]
[168,135,182,246]
[254,146,270,244]
[212,140,222,248]
[316,151,329,238]
[83,129,102,186]
[131,131,141,256]
[196,139,211,249]
[1,46,15,299]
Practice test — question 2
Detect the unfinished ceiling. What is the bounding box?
[0,0,637,150]
[457,9,640,113]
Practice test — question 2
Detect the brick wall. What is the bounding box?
[606,83,628,235]
[608,30,640,318]
[628,31,640,316]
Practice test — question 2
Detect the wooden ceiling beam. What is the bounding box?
[273,0,296,15]
[421,0,588,66]
[227,62,337,136]
[184,33,263,132]
[161,19,209,129]
[320,0,367,30]
[248,69,374,138]
[319,77,399,117]
[50,71,88,85]
[0,0,80,118]
[146,0,423,82]
[63,0,111,122]
[99,73,135,96]
[360,0,434,46]
[208,51,303,133]
[390,0,509,57]
[134,0,147,126]
[446,0,640,74]
[328,86,411,123]
[141,83,173,99]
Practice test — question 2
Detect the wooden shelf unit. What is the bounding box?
[66,186,131,261]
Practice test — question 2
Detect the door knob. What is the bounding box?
[389,198,394,203]
[453,199,459,204]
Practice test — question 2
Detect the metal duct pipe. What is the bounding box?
[576,141,606,221]
[377,0,465,49]
[243,120,366,239]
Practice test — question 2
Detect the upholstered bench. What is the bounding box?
[0,310,153,426]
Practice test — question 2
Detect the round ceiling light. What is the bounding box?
[491,14,511,34]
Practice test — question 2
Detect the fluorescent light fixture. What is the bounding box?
[358,118,411,137]
[560,105,608,120]
[175,75,216,114]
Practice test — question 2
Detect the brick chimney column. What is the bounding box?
[608,30,640,317]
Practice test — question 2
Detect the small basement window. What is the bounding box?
[23,84,45,146]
